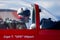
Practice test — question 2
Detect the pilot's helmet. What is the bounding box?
[17,8,30,19]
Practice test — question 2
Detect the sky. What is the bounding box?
[37,0,60,21]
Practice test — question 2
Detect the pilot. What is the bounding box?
[17,8,30,29]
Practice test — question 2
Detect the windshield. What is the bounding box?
[0,0,36,29]
[40,0,60,29]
